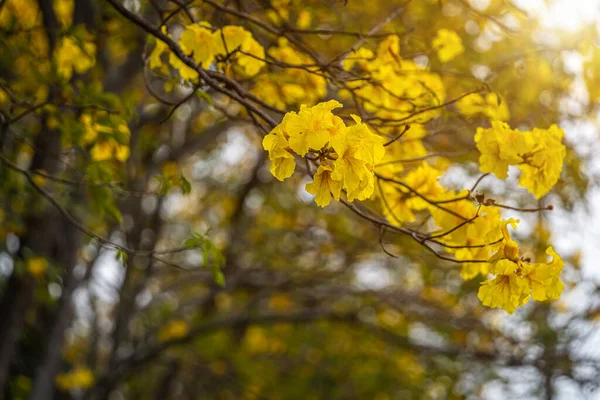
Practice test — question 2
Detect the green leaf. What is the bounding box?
[183,232,225,285]
[115,248,128,265]
[180,175,192,195]
[104,202,123,224]
[213,270,225,287]
[195,89,213,105]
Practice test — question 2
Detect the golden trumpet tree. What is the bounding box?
[1,0,599,399]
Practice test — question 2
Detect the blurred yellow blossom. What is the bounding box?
[432,29,464,62]
[158,319,190,342]
[56,367,94,391]
[54,33,96,80]
[27,257,48,278]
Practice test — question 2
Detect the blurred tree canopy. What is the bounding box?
[1,0,600,399]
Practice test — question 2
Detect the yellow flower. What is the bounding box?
[149,38,168,70]
[474,121,528,179]
[90,141,129,162]
[90,142,113,161]
[377,184,416,224]
[376,35,401,64]
[244,326,269,353]
[211,25,266,76]
[0,0,40,30]
[305,164,342,207]
[517,125,565,198]
[403,162,445,211]
[445,205,503,279]
[486,218,520,261]
[346,171,375,202]
[285,100,342,156]
[343,47,375,71]
[252,38,326,107]
[331,126,376,202]
[478,273,530,314]
[264,101,383,204]
[214,25,251,55]
[432,29,464,63]
[296,10,312,29]
[520,247,564,301]
[80,114,98,143]
[281,84,306,103]
[114,144,130,162]
[180,22,216,69]
[457,248,490,280]
[341,35,446,125]
[147,26,171,73]
[433,206,502,279]
[235,36,265,76]
[54,34,96,80]
[456,92,510,121]
[477,219,565,313]
[428,190,476,236]
[475,122,565,198]
[478,249,564,314]
[169,52,198,81]
[162,161,178,177]
[396,353,424,384]
[27,257,48,278]
[53,0,73,27]
[263,123,296,181]
[380,163,447,224]
[158,319,190,342]
[345,115,385,165]
[56,366,94,391]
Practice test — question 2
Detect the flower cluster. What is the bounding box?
[56,366,94,391]
[262,100,385,207]
[432,204,565,313]
[477,220,564,314]
[342,35,446,124]
[54,28,96,80]
[475,121,566,198]
[150,22,265,80]
[80,114,130,162]
[251,38,327,109]
[373,152,565,314]
[378,162,446,224]
[432,29,464,63]
[456,92,510,121]
[430,198,503,278]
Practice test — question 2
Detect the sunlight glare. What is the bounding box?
[514,0,600,32]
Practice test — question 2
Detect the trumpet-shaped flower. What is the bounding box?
[180,22,216,68]
[285,100,343,156]
[262,123,296,181]
[520,247,565,302]
[518,125,566,198]
[475,122,565,198]
[475,121,528,179]
[306,164,342,207]
[331,117,383,201]
[477,219,565,313]
[478,273,531,314]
